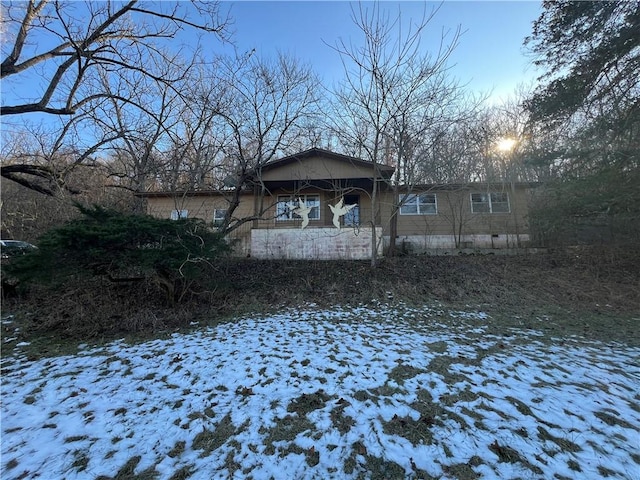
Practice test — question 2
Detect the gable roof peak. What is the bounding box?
[265,147,395,173]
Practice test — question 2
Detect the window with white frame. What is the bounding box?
[213,209,227,228]
[276,195,320,221]
[471,192,510,213]
[170,209,188,220]
[399,193,437,215]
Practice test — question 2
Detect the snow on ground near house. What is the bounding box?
[1,304,639,480]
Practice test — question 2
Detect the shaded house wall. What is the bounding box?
[380,184,532,251]
[143,193,255,255]
[143,189,381,259]
[140,149,535,258]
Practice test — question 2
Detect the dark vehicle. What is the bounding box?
[0,240,37,259]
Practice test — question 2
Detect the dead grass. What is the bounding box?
[2,246,639,354]
[94,455,159,480]
[593,410,635,429]
[192,414,239,457]
[343,441,410,479]
[330,398,356,434]
[382,413,436,447]
[287,390,332,416]
[261,415,316,455]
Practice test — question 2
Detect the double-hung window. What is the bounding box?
[213,209,227,228]
[170,209,188,220]
[276,195,320,221]
[471,192,510,213]
[399,193,437,215]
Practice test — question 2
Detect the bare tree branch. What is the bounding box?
[1,0,230,195]
[1,0,230,116]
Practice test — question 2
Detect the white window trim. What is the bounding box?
[399,193,438,215]
[276,195,321,222]
[470,192,510,214]
[170,209,188,220]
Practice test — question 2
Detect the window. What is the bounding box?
[170,209,188,220]
[490,192,510,213]
[276,195,320,221]
[343,194,360,226]
[471,193,490,213]
[213,209,227,228]
[471,192,510,213]
[399,193,437,215]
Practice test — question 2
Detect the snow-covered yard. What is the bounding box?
[2,304,639,479]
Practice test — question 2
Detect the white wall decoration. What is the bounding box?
[292,198,312,229]
[329,198,357,229]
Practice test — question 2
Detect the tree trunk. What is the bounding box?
[387,207,399,256]
[370,177,378,267]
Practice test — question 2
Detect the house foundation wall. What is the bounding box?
[391,234,531,253]
[251,227,383,260]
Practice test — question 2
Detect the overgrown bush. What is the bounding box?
[527,165,640,248]
[7,205,229,303]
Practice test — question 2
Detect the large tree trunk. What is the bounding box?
[370,177,378,267]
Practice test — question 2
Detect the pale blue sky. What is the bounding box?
[1,0,542,125]
[222,1,542,101]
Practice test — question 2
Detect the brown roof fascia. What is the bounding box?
[400,181,541,192]
[134,189,247,198]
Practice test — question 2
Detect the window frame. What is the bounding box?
[399,193,437,215]
[170,209,188,220]
[489,192,510,213]
[276,194,321,222]
[213,208,227,228]
[470,192,510,214]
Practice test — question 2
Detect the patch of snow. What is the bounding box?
[1,305,638,480]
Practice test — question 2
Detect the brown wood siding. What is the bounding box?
[261,155,377,182]
[145,194,255,222]
[384,186,531,236]
[143,185,531,238]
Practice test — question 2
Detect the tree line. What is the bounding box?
[2,0,638,249]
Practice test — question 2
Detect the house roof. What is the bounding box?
[136,148,396,197]
[403,182,541,191]
[135,147,539,198]
[261,147,395,177]
[257,147,396,188]
[135,189,241,198]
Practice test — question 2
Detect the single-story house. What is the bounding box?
[138,148,535,259]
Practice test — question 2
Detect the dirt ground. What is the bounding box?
[2,246,639,349]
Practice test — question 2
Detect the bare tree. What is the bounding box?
[473,92,559,185]
[1,0,230,193]
[1,0,229,116]
[330,2,462,263]
[418,123,476,183]
[161,66,233,193]
[0,106,125,195]
[0,154,128,241]
[93,69,185,211]
[196,52,322,234]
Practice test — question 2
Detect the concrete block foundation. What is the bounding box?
[251,227,383,260]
